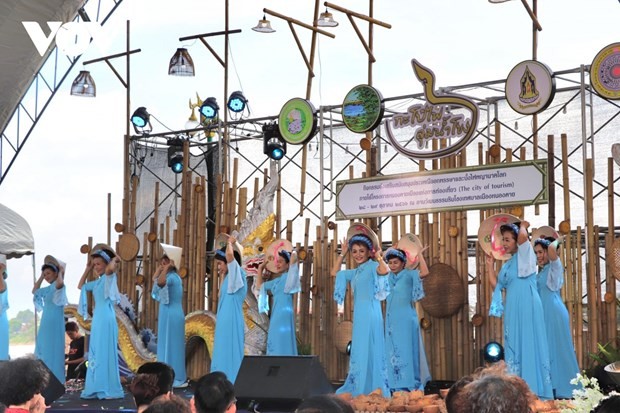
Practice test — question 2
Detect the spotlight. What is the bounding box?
[483,341,504,364]
[199,97,219,120]
[346,341,352,356]
[316,8,339,27]
[168,48,195,76]
[131,107,150,128]
[70,70,96,97]
[263,122,286,161]
[167,139,184,174]
[227,91,247,113]
[131,107,152,134]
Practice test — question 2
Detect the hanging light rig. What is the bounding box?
[263,122,286,160]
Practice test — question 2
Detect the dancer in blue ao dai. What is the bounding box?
[33,255,68,383]
[257,247,300,355]
[487,220,553,400]
[534,238,580,398]
[211,236,247,383]
[0,260,8,361]
[384,248,431,392]
[151,243,187,387]
[78,245,124,399]
[332,229,390,397]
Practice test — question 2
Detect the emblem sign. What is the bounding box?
[505,60,556,115]
[591,42,620,100]
[385,59,479,160]
[278,98,317,145]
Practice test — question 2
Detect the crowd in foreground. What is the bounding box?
[0,356,619,413]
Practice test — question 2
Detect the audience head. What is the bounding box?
[445,375,475,413]
[130,373,161,408]
[464,373,532,413]
[137,362,176,396]
[0,357,50,407]
[191,372,236,413]
[144,395,191,413]
[295,394,354,413]
[592,395,620,413]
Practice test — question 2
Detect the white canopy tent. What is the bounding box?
[0,203,35,259]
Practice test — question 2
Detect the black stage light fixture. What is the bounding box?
[227,91,247,113]
[263,122,286,160]
[483,341,504,364]
[167,139,184,174]
[200,97,219,120]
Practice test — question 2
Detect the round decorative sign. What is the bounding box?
[278,98,317,145]
[591,42,620,100]
[505,60,555,115]
[342,84,384,133]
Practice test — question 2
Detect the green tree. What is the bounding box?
[9,309,36,344]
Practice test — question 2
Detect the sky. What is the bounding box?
[0,0,618,327]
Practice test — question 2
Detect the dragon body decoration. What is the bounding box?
[67,163,278,373]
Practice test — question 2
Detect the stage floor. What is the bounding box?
[48,391,136,412]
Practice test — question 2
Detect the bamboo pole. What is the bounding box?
[576,226,584,364]
[607,158,617,341]
[585,159,598,353]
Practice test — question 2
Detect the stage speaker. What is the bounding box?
[234,355,333,412]
[40,361,66,405]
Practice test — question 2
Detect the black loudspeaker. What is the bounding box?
[234,356,333,412]
[40,362,66,405]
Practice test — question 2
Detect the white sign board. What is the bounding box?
[336,160,547,220]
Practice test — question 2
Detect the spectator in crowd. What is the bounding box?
[65,321,85,380]
[191,372,236,413]
[144,396,191,413]
[464,373,533,413]
[445,375,475,413]
[0,357,49,413]
[130,362,176,412]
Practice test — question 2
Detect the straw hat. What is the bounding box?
[43,255,66,272]
[214,233,243,258]
[90,243,116,262]
[160,243,183,266]
[477,213,520,260]
[346,223,380,254]
[531,225,559,247]
[395,233,424,267]
[264,239,293,273]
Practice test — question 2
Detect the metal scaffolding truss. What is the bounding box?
[0,0,124,186]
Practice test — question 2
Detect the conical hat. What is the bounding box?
[43,255,66,272]
[265,239,293,273]
[214,233,243,258]
[531,225,559,247]
[395,233,423,267]
[160,243,182,266]
[477,213,520,260]
[90,243,116,262]
[346,222,380,254]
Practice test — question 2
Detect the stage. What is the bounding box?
[48,391,136,412]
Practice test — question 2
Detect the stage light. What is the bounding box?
[227,91,247,113]
[167,139,184,174]
[346,341,351,356]
[200,97,219,119]
[168,48,195,76]
[131,107,150,128]
[252,15,275,33]
[263,122,286,160]
[70,70,96,97]
[317,8,339,27]
[483,341,504,364]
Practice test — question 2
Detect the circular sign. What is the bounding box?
[505,60,555,115]
[342,84,384,133]
[591,43,620,100]
[278,98,317,145]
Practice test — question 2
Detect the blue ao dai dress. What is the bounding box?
[334,259,390,397]
[258,263,301,355]
[489,242,553,400]
[385,268,431,391]
[152,270,187,387]
[536,258,580,398]
[211,260,247,383]
[34,284,68,383]
[78,274,124,399]
[0,285,8,360]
